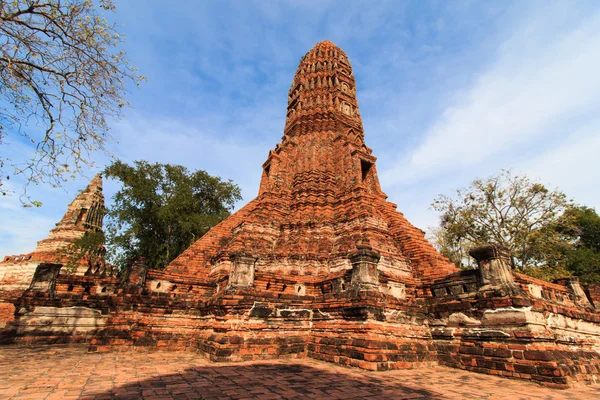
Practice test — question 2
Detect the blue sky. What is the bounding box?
[2,0,600,257]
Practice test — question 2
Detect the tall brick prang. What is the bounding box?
[167,40,458,285]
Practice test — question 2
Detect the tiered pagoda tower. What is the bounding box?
[167,41,457,288]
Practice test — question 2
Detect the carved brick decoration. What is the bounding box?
[554,277,594,309]
[1,41,599,389]
[124,258,148,289]
[469,244,521,296]
[349,245,381,289]
[227,252,257,289]
[29,263,62,293]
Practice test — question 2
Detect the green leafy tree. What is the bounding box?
[559,206,600,284]
[0,0,144,204]
[431,170,574,279]
[104,160,242,270]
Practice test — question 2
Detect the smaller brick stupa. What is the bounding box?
[0,174,110,328]
[34,173,105,267]
[0,174,106,295]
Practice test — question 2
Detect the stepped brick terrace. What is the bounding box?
[1,41,599,391]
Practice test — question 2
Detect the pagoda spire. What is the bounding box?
[284,40,364,137]
[34,173,105,255]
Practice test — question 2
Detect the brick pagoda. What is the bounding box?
[1,41,599,388]
[0,173,111,327]
[0,174,107,293]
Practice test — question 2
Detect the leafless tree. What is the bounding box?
[431,170,574,278]
[0,0,143,205]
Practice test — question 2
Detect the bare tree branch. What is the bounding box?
[0,0,144,205]
[431,170,573,272]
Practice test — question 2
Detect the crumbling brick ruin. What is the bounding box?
[0,174,112,326]
[1,41,599,388]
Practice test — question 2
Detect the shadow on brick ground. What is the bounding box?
[82,362,440,400]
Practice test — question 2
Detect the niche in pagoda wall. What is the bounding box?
[342,102,352,116]
[341,82,349,93]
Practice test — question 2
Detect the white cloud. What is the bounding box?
[522,123,600,209]
[381,7,600,185]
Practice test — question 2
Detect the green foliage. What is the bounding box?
[431,170,574,279]
[560,206,600,284]
[0,0,144,204]
[104,160,242,270]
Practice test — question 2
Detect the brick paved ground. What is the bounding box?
[0,346,599,399]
